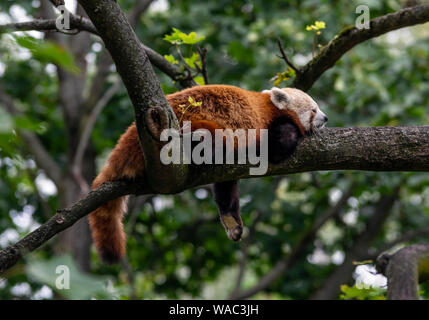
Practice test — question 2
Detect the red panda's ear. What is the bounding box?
[269,87,290,110]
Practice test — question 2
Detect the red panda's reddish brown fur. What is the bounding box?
[89,85,306,263]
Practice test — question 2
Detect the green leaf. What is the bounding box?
[340,284,386,300]
[184,52,199,68]
[163,28,184,45]
[180,31,205,45]
[14,115,47,134]
[163,28,205,45]
[13,35,80,74]
[164,54,179,65]
[193,76,205,85]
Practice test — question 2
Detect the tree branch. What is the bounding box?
[292,4,429,91]
[0,17,196,89]
[85,0,164,113]
[185,126,429,188]
[0,126,428,273]
[78,0,188,193]
[376,244,429,300]
[276,38,300,74]
[0,181,147,273]
[0,15,97,35]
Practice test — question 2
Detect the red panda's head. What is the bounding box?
[264,87,327,134]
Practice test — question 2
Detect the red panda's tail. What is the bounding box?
[89,123,144,264]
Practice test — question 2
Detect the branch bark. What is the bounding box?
[376,244,429,300]
[0,14,97,35]
[1,126,428,273]
[292,4,429,91]
[0,16,196,89]
[0,181,147,273]
[77,0,188,193]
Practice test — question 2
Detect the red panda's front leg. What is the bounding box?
[268,116,301,164]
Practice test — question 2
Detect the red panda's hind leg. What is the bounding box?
[213,180,243,241]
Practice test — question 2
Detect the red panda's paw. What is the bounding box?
[213,180,243,241]
[220,213,243,242]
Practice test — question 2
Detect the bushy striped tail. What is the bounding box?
[88,123,144,264]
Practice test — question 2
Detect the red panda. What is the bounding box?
[89,84,327,263]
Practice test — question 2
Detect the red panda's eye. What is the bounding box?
[312,109,316,113]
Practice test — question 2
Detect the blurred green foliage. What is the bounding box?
[0,0,428,300]
[340,284,386,300]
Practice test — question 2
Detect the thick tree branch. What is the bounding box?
[1,126,427,273]
[85,0,164,113]
[0,181,147,273]
[185,126,429,188]
[77,0,188,193]
[292,4,429,91]
[376,244,429,300]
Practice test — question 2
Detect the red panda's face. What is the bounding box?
[267,87,328,133]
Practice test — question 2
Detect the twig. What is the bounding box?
[196,46,209,84]
[276,38,300,74]
[292,4,429,91]
[175,44,194,81]
[0,19,196,89]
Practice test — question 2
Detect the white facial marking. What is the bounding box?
[267,87,327,132]
[298,110,312,131]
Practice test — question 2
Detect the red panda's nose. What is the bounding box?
[324,116,328,122]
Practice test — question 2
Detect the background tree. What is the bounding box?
[0,0,428,300]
